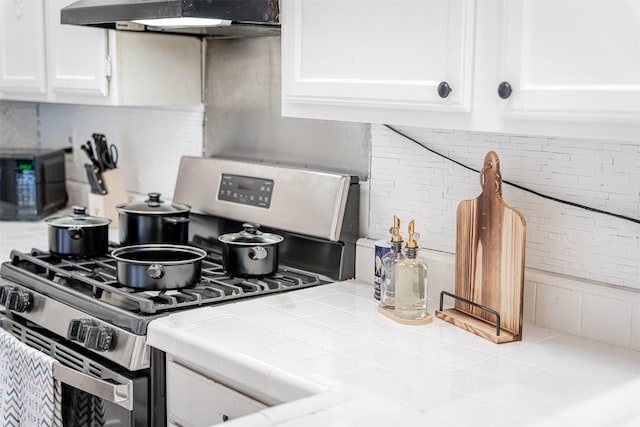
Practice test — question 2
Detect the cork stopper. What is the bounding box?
[405,219,420,249]
[388,215,403,243]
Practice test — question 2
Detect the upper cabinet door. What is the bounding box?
[0,0,46,95]
[282,0,476,116]
[44,0,109,97]
[500,0,640,121]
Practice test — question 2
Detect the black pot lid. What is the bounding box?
[45,206,111,228]
[219,223,284,245]
[116,192,190,215]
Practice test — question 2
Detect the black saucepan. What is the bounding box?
[45,206,111,258]
[116,193,190,246]
[218,223,284,277]
[111,244,207,289]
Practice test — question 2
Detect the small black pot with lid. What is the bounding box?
[218,223,284,277]
[116,192,190,246]
[45,205,111,258]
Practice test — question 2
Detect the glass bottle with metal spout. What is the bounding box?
[380,215,404,311]
[394,220,429,320]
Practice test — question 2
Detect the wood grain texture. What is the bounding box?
[436,309,517,344]
[438,151,526,342]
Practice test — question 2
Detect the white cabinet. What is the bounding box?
[44,0,109,98]
[282,0,640,141]
[0,0,47,98]
[500,0,640,121]
[0,0,201,106]
[282,0,476,114]
[166,359,268,427]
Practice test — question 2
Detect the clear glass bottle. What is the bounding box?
[394,220,429,320]
[380,215,404,311]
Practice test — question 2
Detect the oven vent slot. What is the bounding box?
[23,328,54,353]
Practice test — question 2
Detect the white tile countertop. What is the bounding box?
[0,219,50,261]
[148,280,640,427]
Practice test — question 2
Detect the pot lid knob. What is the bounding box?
[72,205,87,216]
[145,192,163,207]
[242,223,261,235]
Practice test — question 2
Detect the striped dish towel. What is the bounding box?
[0,327,62,426]
[62,385,105,427]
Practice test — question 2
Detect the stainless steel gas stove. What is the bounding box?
[0,157,359,426]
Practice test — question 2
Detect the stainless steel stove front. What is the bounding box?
[0,315,165,427]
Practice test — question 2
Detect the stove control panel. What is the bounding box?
[0,285,32,313]
[68,319,115,352]
[218,174,274,208]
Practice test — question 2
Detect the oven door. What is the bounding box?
[0,315,153,426]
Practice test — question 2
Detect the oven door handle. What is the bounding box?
[53,363,133,411]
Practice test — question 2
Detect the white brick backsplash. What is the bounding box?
[631,304,640,351]
[0,101,39,146]
[369,125,640,291]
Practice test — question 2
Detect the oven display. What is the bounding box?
[218,174,274,208]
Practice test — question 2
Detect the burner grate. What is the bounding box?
[3,248,325,319]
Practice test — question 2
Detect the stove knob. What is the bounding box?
[84,325,114,352]
[5,289,32,313]
[67,319,93,342]
[0,285,15,306]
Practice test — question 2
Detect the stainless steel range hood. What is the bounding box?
[61,0,280,37]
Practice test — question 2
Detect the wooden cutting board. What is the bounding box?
[436,151,526,343]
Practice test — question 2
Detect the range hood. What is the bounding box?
[61,0,280,37]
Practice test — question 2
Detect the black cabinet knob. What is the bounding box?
[438,81,452,98]
[498,81,512,99]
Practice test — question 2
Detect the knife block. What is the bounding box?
[88,168,128,229]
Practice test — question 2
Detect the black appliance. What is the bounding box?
[0,157,359,426]
[0,148,68,220]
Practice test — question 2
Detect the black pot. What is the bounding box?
[218,223,284,277]
[117,193,190,246]
[45,206,111,258]
[111,244,207,289]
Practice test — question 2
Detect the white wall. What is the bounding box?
[0,101,39,146]
[368,124,639,290]
[0,101,204,205]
